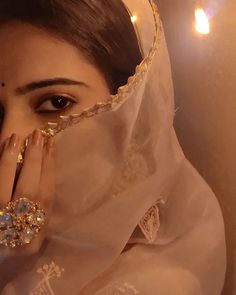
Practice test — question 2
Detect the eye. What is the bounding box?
[36,95,77,113]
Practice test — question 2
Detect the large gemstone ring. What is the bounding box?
[0,198,46,248]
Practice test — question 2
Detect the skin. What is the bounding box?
[0,21,110,142]
[0,21,110,284]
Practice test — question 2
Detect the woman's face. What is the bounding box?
[0,21,110,145]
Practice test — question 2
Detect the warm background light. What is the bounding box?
[131,15,138,23]
[159,0,236,293]
[195,8,210,34]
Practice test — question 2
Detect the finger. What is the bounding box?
[22,139,55,255]
[16,138,55,254]
[38,137,55,213]
[13,130,44,201]
[0,134,20,207]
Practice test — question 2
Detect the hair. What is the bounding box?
[0,0,143,94]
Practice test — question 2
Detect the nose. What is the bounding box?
[0,111,38,145]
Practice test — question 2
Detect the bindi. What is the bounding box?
[1,82,5,87]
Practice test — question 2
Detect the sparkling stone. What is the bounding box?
[20,227,35,244]
[0,229,17,245]
[27,214,34,224]
[35,211,45,226]
[0,211,13,228]
[27,211,45,226]
[15,198,32,215]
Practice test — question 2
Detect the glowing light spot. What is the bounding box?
[195,8,210,35]
[131,15,138,23]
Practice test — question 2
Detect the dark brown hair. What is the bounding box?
[0,0,142,94]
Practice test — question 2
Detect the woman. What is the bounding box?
[0,0,226,294]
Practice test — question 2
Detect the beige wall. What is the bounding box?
[158,0,236,294]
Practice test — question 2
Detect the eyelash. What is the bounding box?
[35,95,78,114]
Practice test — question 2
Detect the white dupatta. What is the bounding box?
[2,0,226,294]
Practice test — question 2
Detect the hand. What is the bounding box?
[0,130,55,288]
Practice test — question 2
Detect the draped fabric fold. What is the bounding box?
[2,0,226,294]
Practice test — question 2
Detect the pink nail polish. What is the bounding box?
[32,130,42,147]
[8,134,19,150]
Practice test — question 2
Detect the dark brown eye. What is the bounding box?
[51,97,69,109]
[36,96,77,113]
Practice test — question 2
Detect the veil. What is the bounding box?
[2,0,226,294]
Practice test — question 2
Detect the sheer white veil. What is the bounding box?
[2,0,226,294]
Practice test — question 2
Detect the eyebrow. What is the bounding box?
[15,78,89,95]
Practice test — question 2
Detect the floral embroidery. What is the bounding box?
[139,202,161,243]
[96,282,139,295]
[111,142,149,197]
[109,138,163,244]
[127,199,164,245]
[29,261,64,295]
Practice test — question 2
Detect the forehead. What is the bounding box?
[0,21,97,84]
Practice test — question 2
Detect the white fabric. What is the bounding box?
[2,0,226,294]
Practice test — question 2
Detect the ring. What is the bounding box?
[0,198,46,248]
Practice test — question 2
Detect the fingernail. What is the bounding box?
[32,130,43,147]
[7,134,19,150]
[46,137,55,156]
